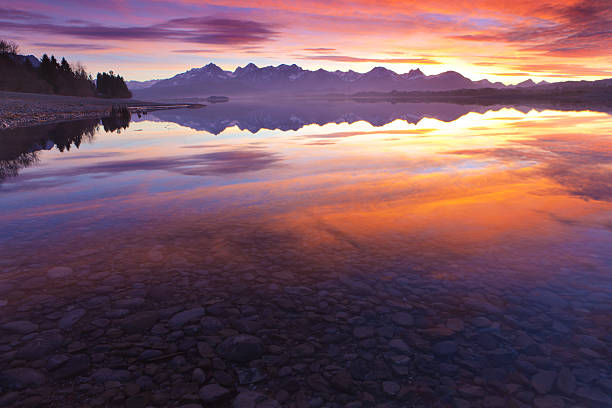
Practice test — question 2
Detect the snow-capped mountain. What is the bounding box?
[132,63,506,99]
[126,79,163,90]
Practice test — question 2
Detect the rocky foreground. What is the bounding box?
[0,91,201,129]
[0,91,130,129]
[0,238,611,408]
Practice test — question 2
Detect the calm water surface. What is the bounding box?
[1,102,611,281]
[0,101,611,407]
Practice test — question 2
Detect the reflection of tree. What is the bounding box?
[48,120,98,152]
[0,117,128,182]
[101,110,131,133]
[0,152,39,181]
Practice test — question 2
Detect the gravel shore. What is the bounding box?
[0,91,165,130]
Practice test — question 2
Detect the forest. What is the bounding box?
[0,40,132,98]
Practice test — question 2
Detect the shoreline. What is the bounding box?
[0,91,204,130]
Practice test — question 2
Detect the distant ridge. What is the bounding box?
[131,63,612,100]
[132,63,507,98]
[126,79,162,90]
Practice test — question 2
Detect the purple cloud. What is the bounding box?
[33,42,110,50]
[448,0,612,57]
[303,48,337,52]
[0,7,48,21]
[0,14,278,46]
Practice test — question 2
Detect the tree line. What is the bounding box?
[96,72,132,98]
[0,39,132,98]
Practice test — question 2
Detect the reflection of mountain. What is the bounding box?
[0,115,130,183]
[135,99,595,135]
[136,100,509,135]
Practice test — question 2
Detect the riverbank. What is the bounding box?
[0,91,203,129]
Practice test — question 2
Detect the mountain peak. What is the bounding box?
[368,66,392,73]
[234,62,259,76]
[405,68,424,79]
[204,62,222,71]
[364,67,396,78]
[436,71,466,79]
[516,79,536,87]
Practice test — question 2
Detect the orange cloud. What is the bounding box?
[299,55,441,64]
[1,0,610,82]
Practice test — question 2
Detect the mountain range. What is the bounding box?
[131,63,551,100]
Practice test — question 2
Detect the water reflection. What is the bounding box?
[101,115,130,133]
[138,98,612,134]
[0,102,611,407]
[0,115,130,182]
[0,104,610,277]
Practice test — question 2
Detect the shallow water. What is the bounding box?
[0,101,611,407]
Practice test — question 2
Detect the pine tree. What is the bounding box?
[60,57,72,75]
[96,71,132,98]
[0,39,125,97]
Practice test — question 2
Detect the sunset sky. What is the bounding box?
[1,0,611,83]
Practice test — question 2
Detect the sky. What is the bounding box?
[0,0,611,83]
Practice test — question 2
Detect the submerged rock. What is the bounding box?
[199,384,230,403]
[1,320,38,334]
[168,307,206,328]
[17,331,64,360]
[58,308,86,330]
[0,368,46,390]
[531,370,557,394]
[47,266,73,279]
[217,335,264,363]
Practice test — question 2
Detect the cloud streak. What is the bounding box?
[448,0,612,58]
[0,7,49,21]
[33,42,110,50]
[300,55,441,64]
[0,15,278,46]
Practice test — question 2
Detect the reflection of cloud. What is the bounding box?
[75,150,281,176]
[299,128,436,139]
[181,144,228,149]
[5,150,282,192]
[445,133,612,202]
[53,152,123,160]
[546,212,581,227]
[544,162,612,201]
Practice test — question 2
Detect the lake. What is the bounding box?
[0,100,611,407]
